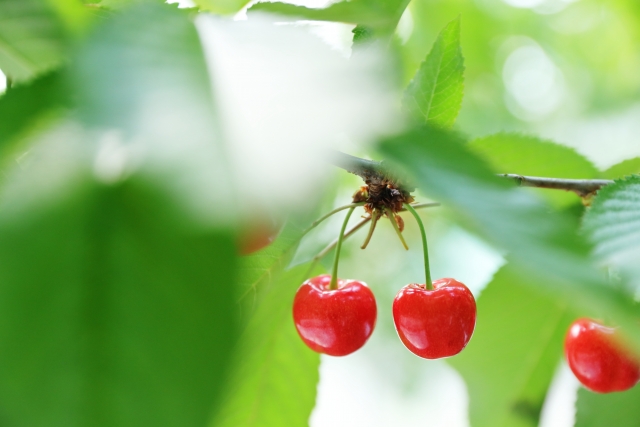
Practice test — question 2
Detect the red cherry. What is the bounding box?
[293,274,377,356]
[238,223,280,255]
[565,318,640,393]
[392,278,476,359]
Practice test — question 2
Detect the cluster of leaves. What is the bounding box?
[1,1,640,427]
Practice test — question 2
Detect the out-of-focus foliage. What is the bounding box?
[450,265,575,427]
[468,133,599,206]
[380,126,639,345]
[249,0,410,35]
[0,0,91,82]
[0,131,238,427]
[582,176,640,291]
[212,264,322,427]
[602,158,640,179]
[574,386,640,427]
[397,0,640,135]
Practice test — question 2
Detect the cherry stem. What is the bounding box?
[360,209,380,249]
[305,202,440,278]
[303,203,364,236]
[404,203,433,290]
[330,206,356,290]
[386,208,408,251]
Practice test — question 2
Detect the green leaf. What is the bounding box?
[212,263,322,427]
[71,3,211,134]
[379,126,640,348]
[236,221,306,320]
[468,133,600,206]
[67,3,236,227]
[601,158,640,179]
[582,176,640,284]
[194,0,250,15]
[249,0,410,33]
[0,160,238,426]
[574,386,640,427]
[0,71,69,151]
[449,265,575,427]
[402,17,464,128]
[0,0,67,81]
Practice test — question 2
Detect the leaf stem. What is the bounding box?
[404,203,433,290]
[386,208,408,250]
[330,207,355,290]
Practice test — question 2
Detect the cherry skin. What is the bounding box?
[293,274,377,356]
[565,318,640,393]
[392,278,476,359]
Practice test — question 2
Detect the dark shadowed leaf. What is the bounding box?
[212,264,322,427]
[0,71,69,151]
[0,168,238,427]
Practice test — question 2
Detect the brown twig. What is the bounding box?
[500,174,613,198]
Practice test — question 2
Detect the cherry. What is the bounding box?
[564,318,640,393]
[293,274,377,356]
[392,278,476,359]
[238,223,280,255]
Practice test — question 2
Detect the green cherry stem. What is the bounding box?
[360,209,380,249]
[302,203,364,237]
[330,206,356,290]
[386,207,409,250]
[303,202,441,280]
[404,203,433,290]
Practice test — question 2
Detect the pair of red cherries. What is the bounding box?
[292,274,477,359]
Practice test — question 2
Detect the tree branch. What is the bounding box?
[329,150,613,198]
[500,174,613,198]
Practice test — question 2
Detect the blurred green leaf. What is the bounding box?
[249,0,410,33]
[574,386,640,427]
[194,0,250,15]
[402,17,464,128]
[212,263,322,427]
[379,126,640,348]
[582,176,640,286]
[468,133,599,206]
[0,173,238,427]
[68,3,235,227]
[237,221,307,320]
[450,265,575,427]
[0,0,67,81]
[0,71,69,151]
[71,3,211,133]
[601,158,640,179]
